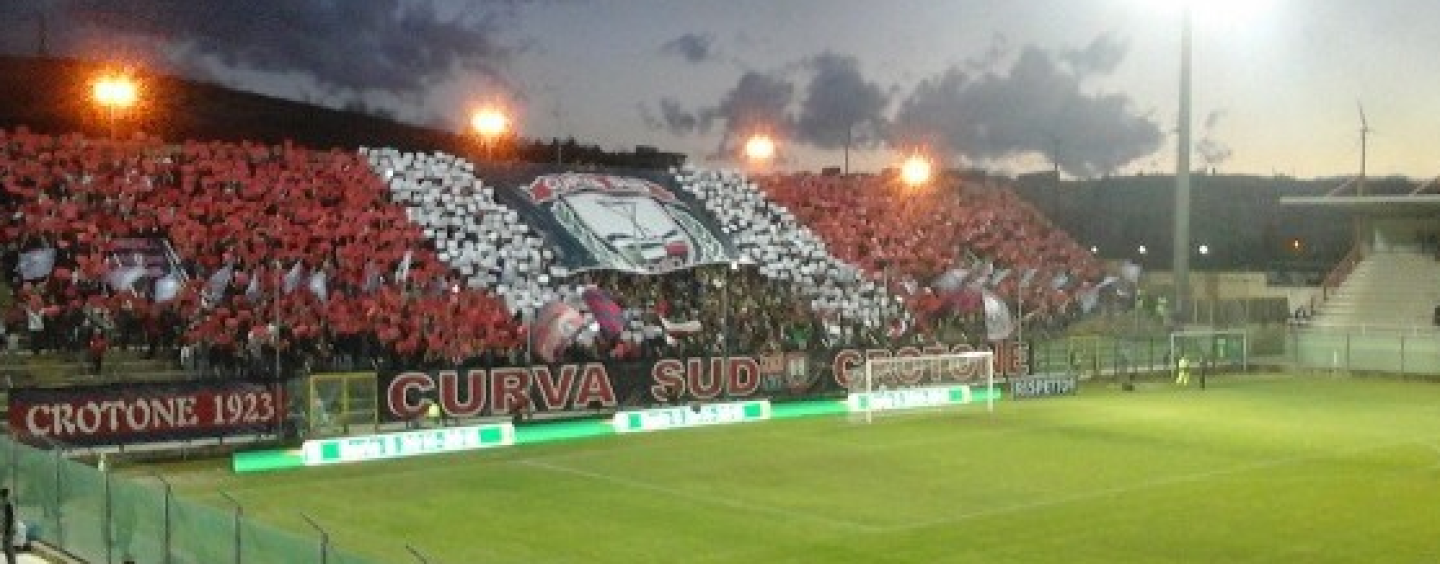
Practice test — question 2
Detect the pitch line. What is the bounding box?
[516,458,882,532]
[886,437,1434,533]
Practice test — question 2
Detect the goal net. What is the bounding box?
[1169,329,1249,375]
[847,351,998,423]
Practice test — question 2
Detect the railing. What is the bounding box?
[1316,245,1363,307]
[1290,324,1440,375]
[0,435,375,564]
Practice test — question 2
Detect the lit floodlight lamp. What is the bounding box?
[744,134,776,162]
[900,154,933,186]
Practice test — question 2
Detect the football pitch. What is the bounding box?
[150,374,1440,563]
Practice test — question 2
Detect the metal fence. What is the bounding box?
[1290,325,1440,375]
[0,435,374,564]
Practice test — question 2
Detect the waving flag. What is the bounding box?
[283,262,305,294]
[395,250,414,286]
[933,268,968,292]
[982,289,1015,341]
[533,301,584,363]
[106,266,145,293]
[308,270,328,303]
[205,264,234,303]
[154,274,181,303]
[582,286,625,339]
[17,248,55,280]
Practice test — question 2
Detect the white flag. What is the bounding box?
[396,250,414,285]
[933,268,968,292]
[245,270,261,302]
[308,270,328,302]
[362,261,382,294]
[982,289,1015,341]
[1019,268,1038,288]
[17,248,55,280]
[205,264,234,303]
[154,274,181,303]
[106,266,145,293]
[283,262,305,294]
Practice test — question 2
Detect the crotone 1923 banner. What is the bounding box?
[379,342,1029,422]
[9,380,284,446]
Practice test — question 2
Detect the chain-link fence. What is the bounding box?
[0,435,375,564]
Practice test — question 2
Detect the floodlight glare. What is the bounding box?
[744,134,776,162]
[900,154,933,186]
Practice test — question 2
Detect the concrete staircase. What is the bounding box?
[1310,250,1440,330]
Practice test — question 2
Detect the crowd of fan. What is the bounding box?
[1,127,1107,380]
[0,127,518,376]
[758,172,1104,339]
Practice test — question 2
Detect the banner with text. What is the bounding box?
[378,341,1029,422]
[9,380,285,446]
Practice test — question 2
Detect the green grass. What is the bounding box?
[148,374,1440,563]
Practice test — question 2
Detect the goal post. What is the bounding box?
[848,351,998,423]
[1169,329,1249,376]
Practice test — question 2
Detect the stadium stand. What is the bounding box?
[757,172,1106,338]
[1308,249,1440,329]
[3,126,1117,381]
[0,127,520,380]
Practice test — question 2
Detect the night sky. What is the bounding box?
[2,0,1437,178]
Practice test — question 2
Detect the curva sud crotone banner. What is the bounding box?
[381,342,1029,422]
[485,165,739,274]
[9,381,284,446]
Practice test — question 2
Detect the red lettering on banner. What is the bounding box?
[687,358,724,400]
[727,357,761,396]
[895,347,924,385]
[533,365,579,410]
[575,364,616,408]
[387,372,434,419]
[438,370,487,418]
[652,359,684,401]
[832,349,862,387]
[490,368,531,414]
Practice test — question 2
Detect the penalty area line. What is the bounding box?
[516,459,881,532]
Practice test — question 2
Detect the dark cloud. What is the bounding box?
[894,42,1162,177]
[1062,34,1127,76]
[659,33,718,64]
[1197,110,1233,168]
[659,52,888,156]
[38,0,513,97]
[697,71,796,154]
[794,53,889,150]
[640,98,702,136]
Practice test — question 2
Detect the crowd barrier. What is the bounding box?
[0,435,373,564]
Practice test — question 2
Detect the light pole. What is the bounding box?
[92,74,138,140]
[1171,3,1194,328]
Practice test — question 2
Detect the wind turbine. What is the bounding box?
[1357,101,1372,196]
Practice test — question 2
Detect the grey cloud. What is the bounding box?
[697,71,796,154]
[660,33,718,64]
[1062,34,1127,76]
[1198,110,1233,167]
[894,42,1162,177]
[640,98,702,136]
[54,0,513,97]
[794,53,889,150]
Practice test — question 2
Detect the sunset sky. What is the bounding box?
[2,0,1437,179]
